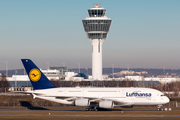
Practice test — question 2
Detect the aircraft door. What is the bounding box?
[82,89,87,97]
[121,90,125,98]
[119,90,126,103]
[152,93,156,101]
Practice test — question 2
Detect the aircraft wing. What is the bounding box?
[54,95,131,107]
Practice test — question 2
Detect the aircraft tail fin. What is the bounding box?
[21,59,56,90]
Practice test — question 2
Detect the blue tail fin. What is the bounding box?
[21,59,56,90]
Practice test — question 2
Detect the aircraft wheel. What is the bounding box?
[92,108,97,111]
[85,108,90,111]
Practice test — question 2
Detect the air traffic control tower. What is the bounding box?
[82,4,112,80]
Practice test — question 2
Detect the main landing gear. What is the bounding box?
[85,106,97,111]
[85,107,109,111]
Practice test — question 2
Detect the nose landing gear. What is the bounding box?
[157,105,162,111]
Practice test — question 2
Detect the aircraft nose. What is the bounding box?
[165,96,170,103]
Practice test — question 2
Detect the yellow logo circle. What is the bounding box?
[29,69,41,82]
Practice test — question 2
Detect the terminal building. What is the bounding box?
[2,67,180,91]
[5,67,87,91]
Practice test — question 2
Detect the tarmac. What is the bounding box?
[0,114,180,117]
[0,107,180,120]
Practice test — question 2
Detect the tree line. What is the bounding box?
[0,74,10,92]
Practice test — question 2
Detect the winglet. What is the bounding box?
[21,59,56,90]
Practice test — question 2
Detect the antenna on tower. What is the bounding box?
[93,3,101,7]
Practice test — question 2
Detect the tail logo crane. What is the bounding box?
[29,69,41,82]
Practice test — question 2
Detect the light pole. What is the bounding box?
[61,62,65,75]
[5,61,8,77]
[112,64,114,79]
[61,62,65,67]
[45,62,49,76]
[77,63,80,73]
[15,70,18,88]
[127,64,129,77]
[45,62,49,70]
[86,68,89,78]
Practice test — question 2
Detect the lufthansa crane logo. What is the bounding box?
[29,69,41,82]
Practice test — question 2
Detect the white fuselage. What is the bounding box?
[33,87,169,107]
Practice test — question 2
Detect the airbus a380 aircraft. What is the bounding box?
[21,59,169,111]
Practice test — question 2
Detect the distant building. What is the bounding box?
[113,70,148,76]
[49,67,68,75]
[6,67,85,88]
[125,76,180,84]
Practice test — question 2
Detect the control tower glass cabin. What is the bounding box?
[82,5,112,80]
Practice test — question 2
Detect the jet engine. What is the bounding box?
[74,99,90,106]
[99,101,114,109]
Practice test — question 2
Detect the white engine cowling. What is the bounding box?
[99,101,114,109]
[74,99,90,106]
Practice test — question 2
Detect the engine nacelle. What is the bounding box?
[99,101,114,109]
[74,99,90,107]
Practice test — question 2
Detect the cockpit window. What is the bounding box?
[161,95,165,96]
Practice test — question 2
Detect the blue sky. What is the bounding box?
[0,0,180,70]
